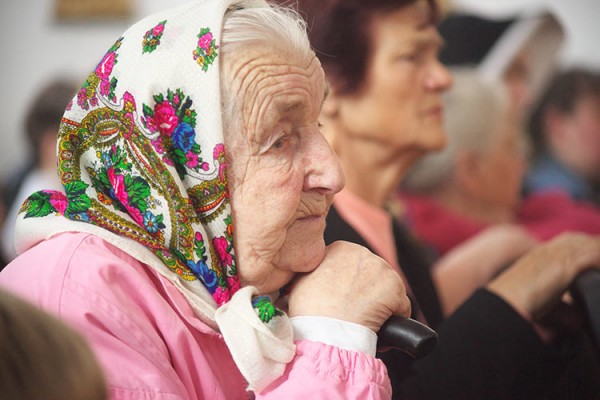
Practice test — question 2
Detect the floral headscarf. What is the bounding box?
[15,0,294,391]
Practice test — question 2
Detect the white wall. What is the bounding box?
[0,0,189,180]
[0,0,598,182]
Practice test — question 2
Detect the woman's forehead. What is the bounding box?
[371,4,442,50]
[233,53,325,119]
[231,47,320,85]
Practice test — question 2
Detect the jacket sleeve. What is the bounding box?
[392,289,571,400]
[258,340,392,399]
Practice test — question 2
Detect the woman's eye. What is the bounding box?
[272,134,298,151]
[399,53,421,63]
[272,136,288,149]
[396,49,428,64]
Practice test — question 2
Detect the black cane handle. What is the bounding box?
[377,316,438,358]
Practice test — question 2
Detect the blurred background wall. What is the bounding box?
[0,0,598,182]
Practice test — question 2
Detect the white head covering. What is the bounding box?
[15,0,295,391]
[439,3,564,106]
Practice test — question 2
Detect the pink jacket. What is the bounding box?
[0,232,391,399]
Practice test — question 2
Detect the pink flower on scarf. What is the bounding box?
[213,236,232,266]
[214,286,230,306]
[186,152,199,168]
[213,143,227,181]
[77,87,89,109]
[227,276,240,295]
[197,32,213,51]
[99,79,112,97]
[151,138,164,154]
[96,52,116,80]
[107,167,128,206]
[126,205,144,227]
[107,166,144,226]
[152,24,165,36]
[123,91,136,110]
[151,102,178,136]
[213,143,225,159]
[49,192,68,215]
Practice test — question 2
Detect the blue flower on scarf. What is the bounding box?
[186,259,218,291]
[143,211,159,233]
[172,122,195,153]
[69,212,90,222]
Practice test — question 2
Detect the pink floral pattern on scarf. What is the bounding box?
[19,17,241,307]
[143,20,167,53]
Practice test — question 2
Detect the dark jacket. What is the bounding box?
[325,205,599,400]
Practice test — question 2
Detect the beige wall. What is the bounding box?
[0,0,598,182]
[0,0,189,181]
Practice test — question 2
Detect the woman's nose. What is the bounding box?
[425,60,453,92]
[303,131,345,194]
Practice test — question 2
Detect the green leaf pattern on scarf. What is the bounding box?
[252,296,284,324]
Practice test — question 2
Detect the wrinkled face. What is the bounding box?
[334,2,452,158]
[224,47,344,294]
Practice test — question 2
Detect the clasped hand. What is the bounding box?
[286,241,411,333]
[488,233,600,332]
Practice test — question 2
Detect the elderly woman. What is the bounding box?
[0,1,409,398]
[401,69,600,313]
[284,0,600,399]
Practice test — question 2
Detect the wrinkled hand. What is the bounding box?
[487,232,600,322]
[286,241,411,332]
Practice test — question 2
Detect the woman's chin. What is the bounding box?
[282,218,328,273]
[237,234,327,293]
[296,246,326,274]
